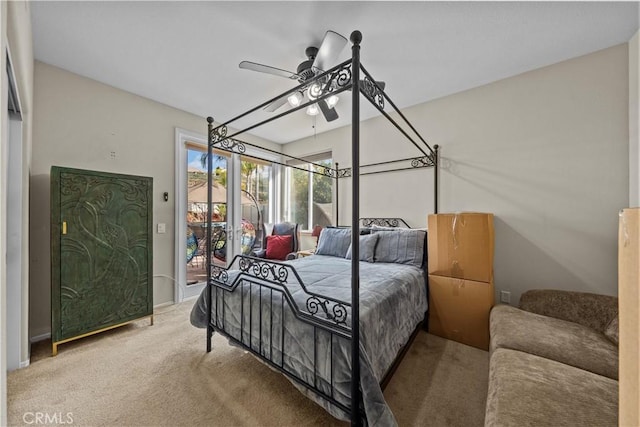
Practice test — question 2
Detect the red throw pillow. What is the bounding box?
[265,235,293,261]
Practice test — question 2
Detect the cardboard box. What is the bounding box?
[428,213,494,283]
[619,208,640,427]
[428,274,495,350]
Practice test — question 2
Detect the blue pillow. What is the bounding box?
[372,229,426,268]
[316,228,352,258]
[345,233,379,263]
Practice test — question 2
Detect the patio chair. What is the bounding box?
[211,219,257,263]
[251,222,299,261]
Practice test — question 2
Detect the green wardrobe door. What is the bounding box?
[51,167,153,342]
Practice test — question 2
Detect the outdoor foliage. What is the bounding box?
[190,150,333,230]
[289,161,333,229]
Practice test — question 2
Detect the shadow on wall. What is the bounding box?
[439,153,618,304]
[494,217,612,305]
[439,156,570,214]
[29,173,52,339]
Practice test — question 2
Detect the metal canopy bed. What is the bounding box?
[191,31,439,426]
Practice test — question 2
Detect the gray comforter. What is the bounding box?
[190,254,427,426]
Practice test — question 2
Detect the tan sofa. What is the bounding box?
[485,290,619,426]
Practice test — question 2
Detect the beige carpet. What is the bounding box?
[8,301,488,426]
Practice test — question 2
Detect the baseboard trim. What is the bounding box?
[154,301,175,310]
[19,358,30,368]
[30,332,51,343]
[180,294,199,303]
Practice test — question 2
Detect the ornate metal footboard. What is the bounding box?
[206,254,355,415]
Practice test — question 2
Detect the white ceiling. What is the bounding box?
[31,1,639,144]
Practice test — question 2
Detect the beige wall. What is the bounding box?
[285,44,629,305]
[30,62,280,338]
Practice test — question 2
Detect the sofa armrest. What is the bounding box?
[519,289,618,333]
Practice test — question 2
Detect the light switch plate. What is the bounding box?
[157,223,166,234]
[500,290,511,304]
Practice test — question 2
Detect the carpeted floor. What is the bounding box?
[8,301,489,426]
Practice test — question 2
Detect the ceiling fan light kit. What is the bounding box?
[287,91,303,107]
[240,30,348,123]
[307,82,322,100]
[306,104,320,116]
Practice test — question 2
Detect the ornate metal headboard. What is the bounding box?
[359,218,411,228]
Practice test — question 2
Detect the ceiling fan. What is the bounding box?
[239,30,349,122]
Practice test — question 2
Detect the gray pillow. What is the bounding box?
[372,229,426,268]
[316,228,352,258]
[345,233,379,263]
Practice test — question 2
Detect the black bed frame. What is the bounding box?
[204,31,438,426]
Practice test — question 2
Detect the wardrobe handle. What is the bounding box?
[62,221,67,235]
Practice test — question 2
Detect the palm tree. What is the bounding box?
[200,153,227,186]
[241,161,257,195]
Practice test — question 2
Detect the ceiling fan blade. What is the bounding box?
[264,94,289,112]
[312,31,348,73]
[318,99,339,122]
[239,61,299,80]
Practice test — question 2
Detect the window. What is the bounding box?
[286,153,333,231]
[176,128,280,300]
[240,156,272,249]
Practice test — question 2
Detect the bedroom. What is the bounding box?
[1,1,638,426]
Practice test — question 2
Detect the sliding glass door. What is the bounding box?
[176,129,278,301]
[185,147,230,284]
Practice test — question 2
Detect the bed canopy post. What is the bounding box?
[206,116,215,352]
[434,144,439,214]
[335,162,339,227]
[350,30,362,427]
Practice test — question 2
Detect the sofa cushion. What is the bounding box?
[490,304,618,379]
[485,348,618,427]
[519,289,618,334]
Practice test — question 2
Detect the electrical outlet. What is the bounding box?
[500,290,511,304]
[157,223,166,234]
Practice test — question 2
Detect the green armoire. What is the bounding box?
[51,167,153,355]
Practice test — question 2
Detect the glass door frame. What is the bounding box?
[175,128,280,302]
